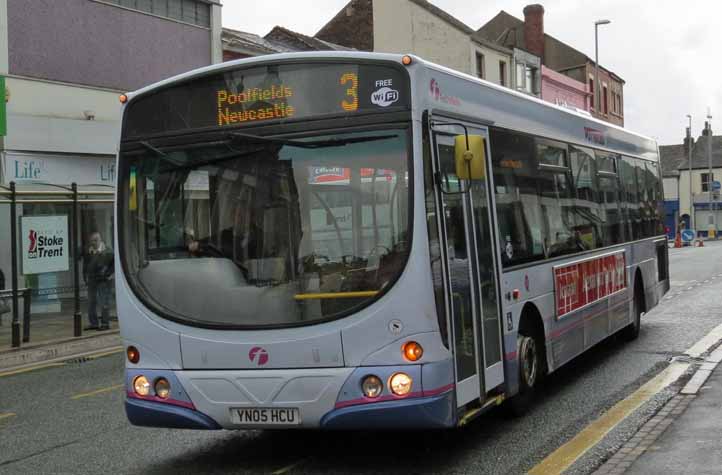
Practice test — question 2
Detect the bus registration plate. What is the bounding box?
[232,408,301,426]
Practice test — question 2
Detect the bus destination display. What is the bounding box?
[123,63,409,138]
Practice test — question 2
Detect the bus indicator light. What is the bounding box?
[126,346,140,364]
[402,341,423,362]
[402,55,413,66]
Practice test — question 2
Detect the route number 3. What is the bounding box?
[340,73,359,112]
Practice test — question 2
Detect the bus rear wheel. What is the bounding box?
[508,330,543,416]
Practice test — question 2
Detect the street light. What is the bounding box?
[594,19,611,116]
[687,114,694,231]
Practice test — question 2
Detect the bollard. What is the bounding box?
[22,289,31,343]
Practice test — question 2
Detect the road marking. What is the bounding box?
[71,383,124,400]
[0,362,66,378]
[84,348,124,360]
[271,458,309,475]
[530,319,722,474]
[0,346,123,379]
[528,361,689,475]
[685,323,722,358]
[0,413,16,421]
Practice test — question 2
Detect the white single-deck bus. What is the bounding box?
[116,52,669,430]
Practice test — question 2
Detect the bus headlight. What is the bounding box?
[389,372,413,396]
[133,375,151,396]
[361,375,383,398]
[154,378,171,399]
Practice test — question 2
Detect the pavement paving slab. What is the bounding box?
[624,365,722,474]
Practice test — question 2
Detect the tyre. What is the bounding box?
[507,329,544,416]
[622,285,643,341]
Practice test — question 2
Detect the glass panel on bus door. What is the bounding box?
[432,125,504,405]
[434,140,480,405]
[468,175,504,390]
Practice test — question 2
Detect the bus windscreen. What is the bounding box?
[122,62,410,139]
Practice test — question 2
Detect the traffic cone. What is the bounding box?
[675,232,682,248]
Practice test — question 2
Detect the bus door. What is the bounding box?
[431,119,504,407]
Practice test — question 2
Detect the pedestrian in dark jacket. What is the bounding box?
[83,232,114,330]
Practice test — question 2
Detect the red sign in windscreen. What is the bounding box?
[554,252,627,318]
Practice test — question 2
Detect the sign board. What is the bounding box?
[554,252,627,318]
[0,76,6,137]
[4,153,115,185]
[21,216,70,275]
[681,229,696,242]
[713,181,721,191]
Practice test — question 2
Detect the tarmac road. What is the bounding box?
[1,242,722,475]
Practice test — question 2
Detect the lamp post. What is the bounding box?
[594,20,611,116]
[687,114,694,231]
[707,110,715,238]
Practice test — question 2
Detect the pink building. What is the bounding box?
[541,65,589,111]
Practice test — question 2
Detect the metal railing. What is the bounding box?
[0,288,32,347]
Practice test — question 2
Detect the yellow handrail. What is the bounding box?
[294,291,379,300]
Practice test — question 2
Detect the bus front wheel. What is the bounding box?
[508,329,544,416]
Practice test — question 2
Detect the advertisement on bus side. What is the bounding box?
[554,252,627,318]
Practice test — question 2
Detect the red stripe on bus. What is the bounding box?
[422,383,455,397]
[334,382,455,409]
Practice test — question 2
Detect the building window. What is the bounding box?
[499,61,506,86]
[603,85,609,115]
[702,173,715,192]
[516,63,537,95]
[589,78,594,109]
[525,66,533,93]
[476,52,485,79]
[97,0,211,28]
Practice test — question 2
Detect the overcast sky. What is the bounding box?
[222,0,720,146]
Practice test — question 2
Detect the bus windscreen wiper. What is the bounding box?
[228,132,397,149]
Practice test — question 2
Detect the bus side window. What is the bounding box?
[490,128,544,266]
[570,146,601,250]
[620,156,641,240]
[595,151,624,246]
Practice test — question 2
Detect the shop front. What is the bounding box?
[0,151,116,349]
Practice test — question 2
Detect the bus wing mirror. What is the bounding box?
[454,135,486,180]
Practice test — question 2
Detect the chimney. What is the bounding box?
[703,122,711,136]
[523,4,545,61]
[683,127,694,156]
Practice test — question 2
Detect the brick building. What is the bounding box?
[315,0,527,91]
[477,4,623,125]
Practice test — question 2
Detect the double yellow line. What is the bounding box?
[528,361,689,474]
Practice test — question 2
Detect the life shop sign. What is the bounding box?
[21,216,69,274]
[554,251,627,318]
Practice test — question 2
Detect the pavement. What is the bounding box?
[626,364,722,474]
[593,353,722,475]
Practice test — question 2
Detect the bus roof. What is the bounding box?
[124,51,656,159]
